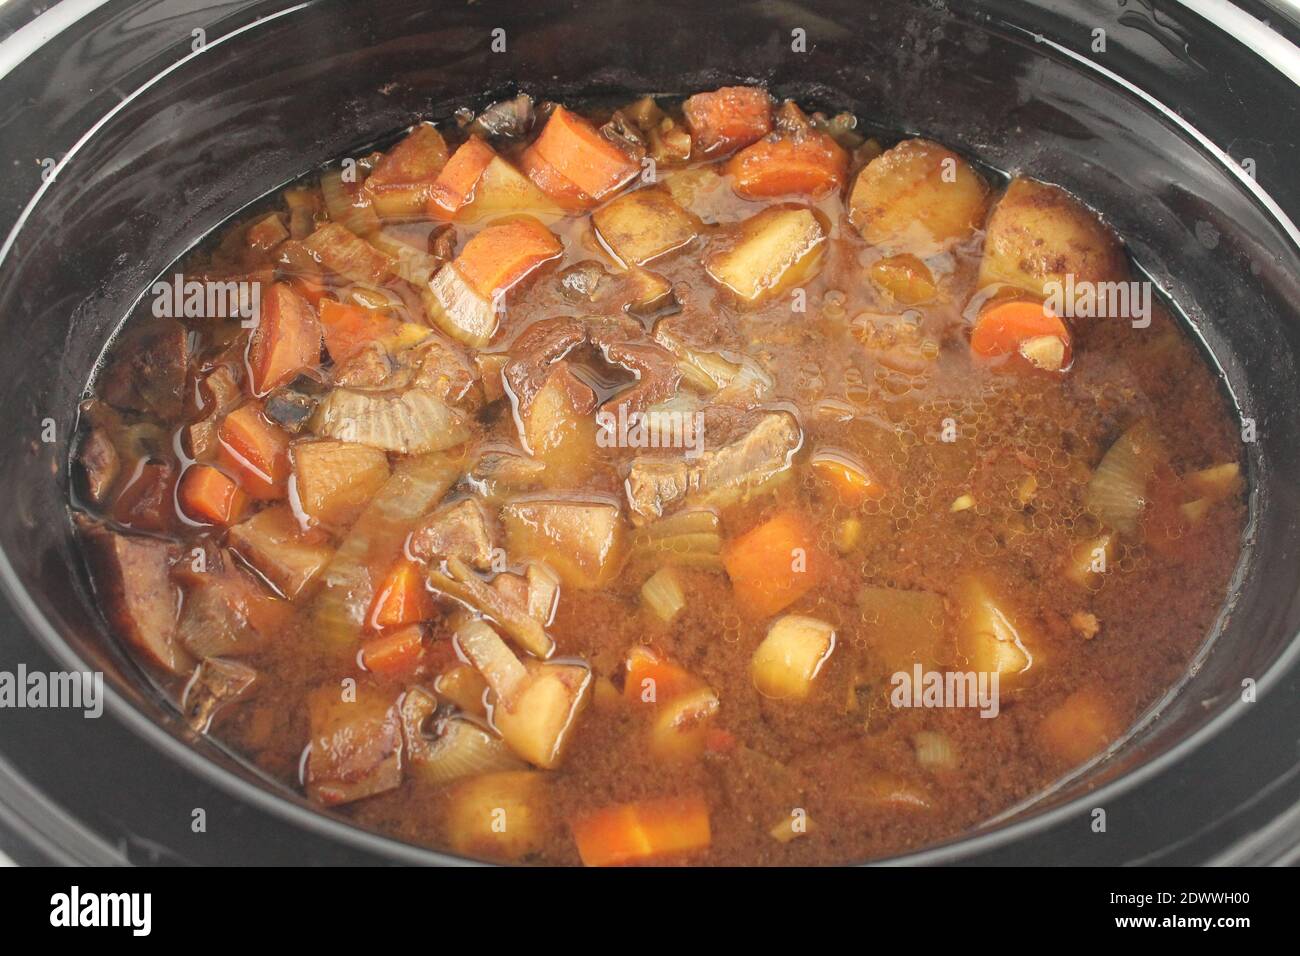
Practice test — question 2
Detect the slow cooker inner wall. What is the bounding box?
[1,0,1297,845]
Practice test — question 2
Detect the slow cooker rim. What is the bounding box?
[1,0,1298,865]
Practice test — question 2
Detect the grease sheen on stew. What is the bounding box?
[72,88,1245,865]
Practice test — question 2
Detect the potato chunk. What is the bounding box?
[456,620,591,768]
[290,439,390,528]
[977,177,1127,296]
[751,615,837,700]
[592,186,700,267]
[1038,688,1121,764]
[704,205,826,304]
[848,139,988,255]
[228,505,334,599]
[500,497,627,590]
[444,771,548,862]
[522,362,598,488]
[460,155,564,223]
[955,575,1038,687]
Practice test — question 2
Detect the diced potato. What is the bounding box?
[425,263,498,348]
[228,505,334,599]
[858,586,948,675]
[290,439,390,528]
[305,685,401,805]
[704,205,826,304]
[460,155,564,223]
[625,267,676,314]
[591,187,700,267]
[751,615,837,700]
[501,498,627,590]
[444,771,548,862]
[1064,532,1116,588]
[434,663,489,718]
[1038,688,1121,764]
[648,686,720,763]
[955,575,1038,687]
[456,620,590,768]
[848,139,988,255]
[522,362,598,488]
[978,177,1128,297]
[1185,462,1242,502]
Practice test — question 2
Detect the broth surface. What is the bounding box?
[72,89,1245,865]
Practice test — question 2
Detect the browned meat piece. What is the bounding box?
[408,498,499,571]
[181,658,258,733]
[600,109,648,159]
[625,410,802,523]
[583,315,682,415]
[305,685,402,806]
[78,518,191,674]
[408,335,481,406]
[502,317,587,413]
[78,427,120,505]
[99,319,191,419]
[174,552,291,659]
[557,260,609,302]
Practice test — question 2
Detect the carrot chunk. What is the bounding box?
[361,624,426,677]
[722,511,826,618]
[970,299,1072,370]
[369,124,450,185]
[452,216,562,300]
[525,106,637,202]
[217,403,291,500]
[369,558,437,630]
[178,464,246,526]
[318,298,399,364]
[427,135,496,219]
[248,281,322,396]
[571,794,711,866]
[727,131,848,199]
[519,145,594,209]
[682,86,773,156]
[623,646,703,704]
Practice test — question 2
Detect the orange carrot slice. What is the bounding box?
[248,282,322,396]
[369,558,437,630]
[722,511,826,618]
[970,299,1072,369]
[217,403,291,500]
[519,144,594,209]
[623,646,703,704]
[682,86,773,156]
[727,131,848,199]
[178,464,246,526]
[452,216,562,300]
[571,794,711,867]
[427,135,496,219]
[318,298,400,364]
[526,106,637,201]
[361,624,426,677]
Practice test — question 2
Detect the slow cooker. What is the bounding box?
[0,0,1297,866]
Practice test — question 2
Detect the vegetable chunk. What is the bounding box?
[722,511,826,618]
[501,497,627,590]
[683,86,773,156]
[848,139,988,255]
[751,615,837,700]
[978,177,1127,297]
[291,439,390,528]
[704,205,826,304]
[571,793,711,866]
[591,187,699,267]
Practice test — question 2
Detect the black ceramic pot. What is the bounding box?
[0,0,1296,865]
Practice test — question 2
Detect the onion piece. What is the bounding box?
[641,566,686,625]
[1083,421,1166,535]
